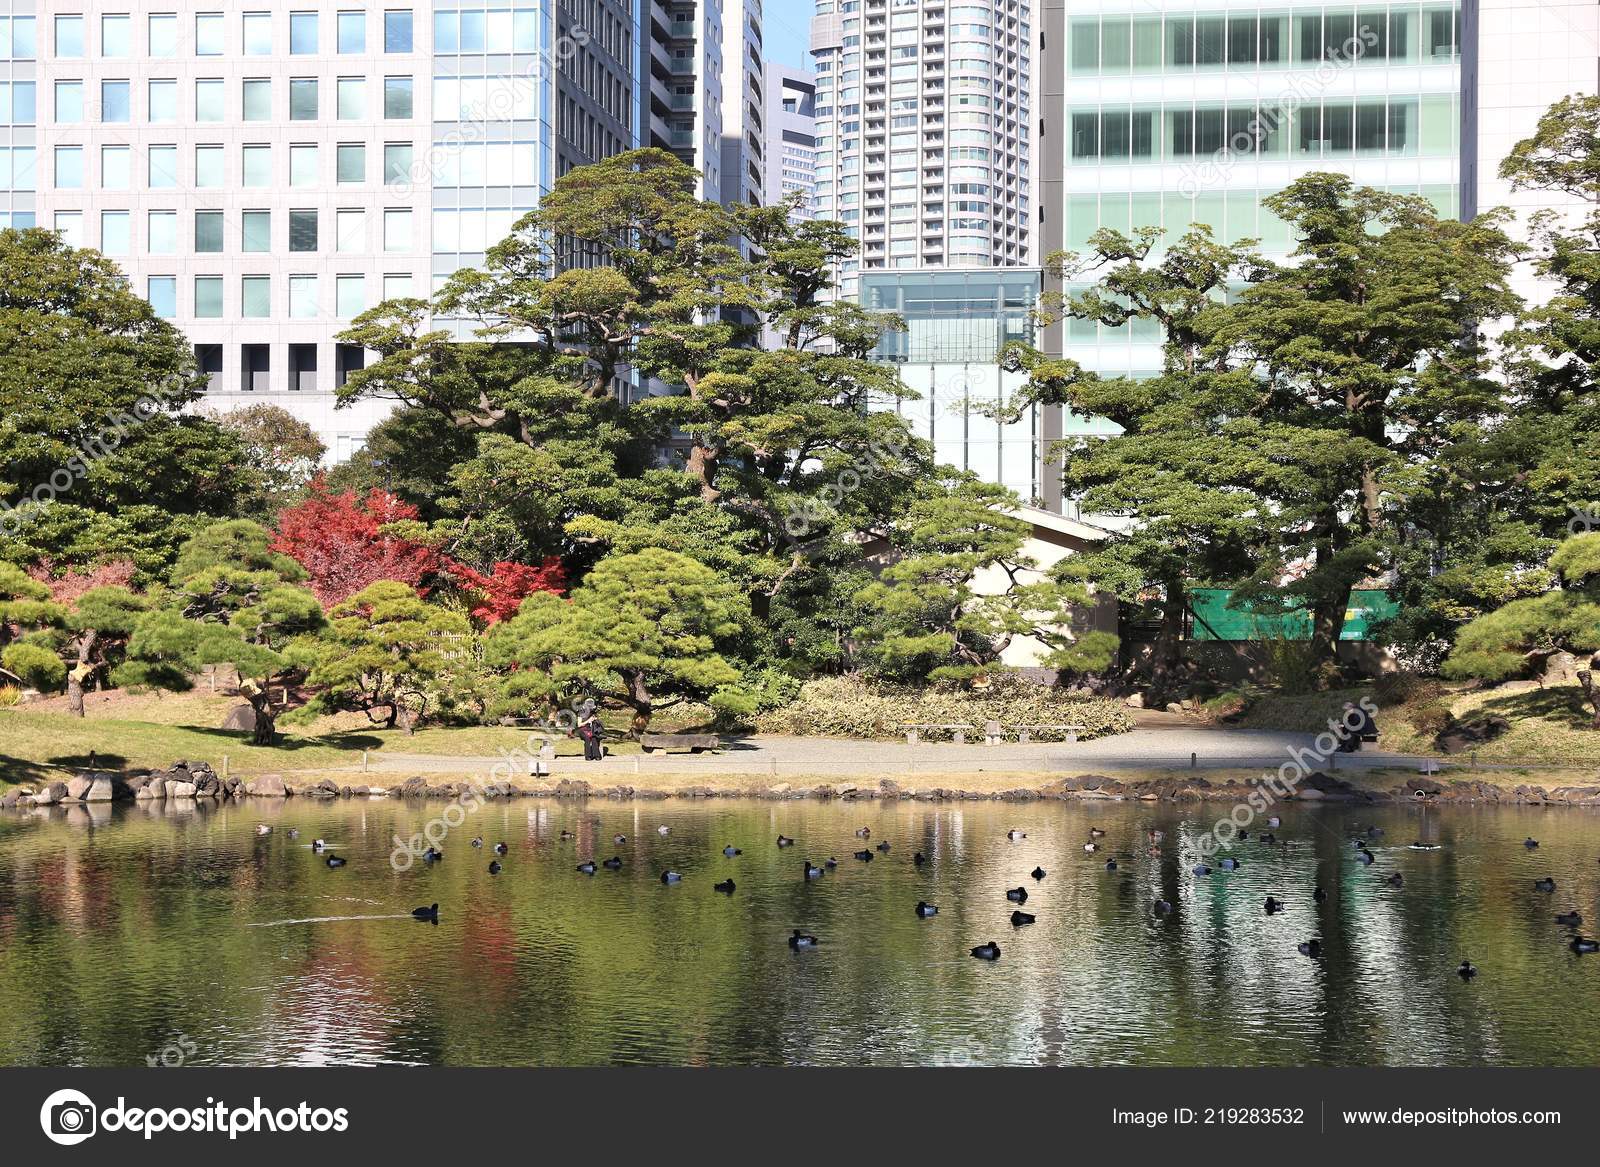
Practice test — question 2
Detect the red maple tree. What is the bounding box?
[270,477,443,606]
[449,558,567,623]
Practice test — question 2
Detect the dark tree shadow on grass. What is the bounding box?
[1473,685,1597,732]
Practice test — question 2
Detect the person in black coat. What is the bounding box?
[575,699,604,761]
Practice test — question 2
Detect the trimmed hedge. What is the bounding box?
[756,675,1136,740]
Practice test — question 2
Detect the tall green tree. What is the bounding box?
[1006,174,1520,686]
[0,229,250,572]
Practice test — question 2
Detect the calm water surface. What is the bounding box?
[2,795,1598,1066]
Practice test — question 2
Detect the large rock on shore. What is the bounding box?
[245,774,288,797]
[32,782,68,806]
[166,781,197,799]
[84,773,115,802]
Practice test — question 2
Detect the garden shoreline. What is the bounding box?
[8,764,1600,810]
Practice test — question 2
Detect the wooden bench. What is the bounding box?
[899,723,975,744]
[640,732,720,754]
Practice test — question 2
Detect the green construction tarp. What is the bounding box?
[1187,589,1399,642]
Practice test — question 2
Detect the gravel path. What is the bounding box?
[325,724,1425,779]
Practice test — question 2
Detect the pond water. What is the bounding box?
[1,795,1598,1066]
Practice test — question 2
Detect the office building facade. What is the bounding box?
[641,0,724,200]
[2,2,656,459]
[763,58,816,219]
[810,0,1036,297]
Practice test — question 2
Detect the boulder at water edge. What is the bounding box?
[244,774,288,797]
[32,782,68,806]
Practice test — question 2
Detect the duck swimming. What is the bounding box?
[1193,864,1212,876]
[970,941,1001,960]
[915,901,938,918]
[493,842,508,855]
[471,837,483,848]
[576,860,597,875]
[255,824,272,836]
[1357,848,1375,866]
[876,841,891,852]
[1031,866,1046,880]
[488,861,502,875]
[854,849,874,862]
[325,854,347,868]
[1385,872,1404,888]
[657,826,670,835]
[1525,837,1540,849]
[1105,858,1118,871]
[1535,877,1556,892]
[1083,842,1099,853]
[312,839,328,852]
[723,845,741,857]
[660,870,683,884]
[1264,896,1284,914]
[1010,910,1036,926]
[1006,886,1028,903]
[1218,857,1240,871]
[824,857,838,868]
[804,861,825,879]
[789,929,819,949]
[411,903,439,921]
[855,827,872,839]
[1259,833,1277,845]
[713,879,736,894]
[602,856,623,870]
[1266,816,1282,828]
[1088,827,1106,838]
[613,834,627,845]
[559,830,575,840]
[1314,886,1328,902]
[1572,936,1600,954]
[914,852,927,865]
[1153,899,1173,915]
[777,835,795,848]
[1556,911,1583,927]
[1409,842,1442,851]
[1458,960,1478,979]
[1298,939,1323,958]
[1007,829,1025,841]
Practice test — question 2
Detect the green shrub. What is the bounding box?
[756,674,1136,740]
[1202,689,1253,719]
[1,643,65,693]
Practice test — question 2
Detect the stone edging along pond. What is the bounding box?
[6,762,1600,809]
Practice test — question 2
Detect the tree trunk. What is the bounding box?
[1308,586,1353,689]
[1578,663,1600,730]
[67,629,98,717]
[685,443,721,503]
[623,671,653,737]
[1147,577,1185,700]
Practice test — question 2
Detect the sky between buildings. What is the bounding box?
[765,0,816,70]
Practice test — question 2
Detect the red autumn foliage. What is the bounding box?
[270,477,443,606]
[449,558,566,624]
[26,558,137,605]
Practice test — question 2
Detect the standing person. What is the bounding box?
[576,699,604,761]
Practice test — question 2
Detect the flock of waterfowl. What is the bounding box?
[256,814,1600,966]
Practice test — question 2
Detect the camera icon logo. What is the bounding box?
[39,1088,97,1146]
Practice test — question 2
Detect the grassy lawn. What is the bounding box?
[1235,682,1600,765]
[0,700,657,789]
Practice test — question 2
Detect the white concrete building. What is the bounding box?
[1461,0,1600,304]
[641,0,724,200]
[763,58,816,219]
[810,0,1036,297]
[718,0,764,206]
[4,2,645,460]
